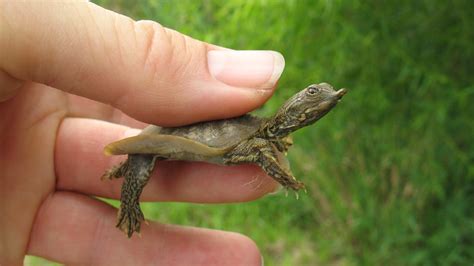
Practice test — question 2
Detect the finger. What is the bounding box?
[0,2,284,126]
[0,69,23,102]
[66,94,148,128]
[28,192,262,265]
[55,118,279,202]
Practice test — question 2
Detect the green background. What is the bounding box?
[29,0,473,265]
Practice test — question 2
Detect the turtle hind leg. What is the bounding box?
[101,159,129,180]
[116,154,158,237]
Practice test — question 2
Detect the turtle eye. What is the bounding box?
[307,86,320,95]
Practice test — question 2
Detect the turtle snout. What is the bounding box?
[335,88,347,100]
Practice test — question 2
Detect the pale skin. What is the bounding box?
[0,2,286,265]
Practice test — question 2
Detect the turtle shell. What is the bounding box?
[104,114,265,162]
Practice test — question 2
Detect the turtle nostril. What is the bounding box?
[336,89,347,99]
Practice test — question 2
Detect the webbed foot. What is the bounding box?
[270,167,305,191]
[116,201,145,237]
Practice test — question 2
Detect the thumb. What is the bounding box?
[0,2,284,126]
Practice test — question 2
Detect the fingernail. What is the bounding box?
[208,50,285,89]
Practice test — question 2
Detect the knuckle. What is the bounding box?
[134,20,208,82]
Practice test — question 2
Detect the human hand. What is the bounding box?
[0,2,284,265]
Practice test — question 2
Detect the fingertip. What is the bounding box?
[225,232,263,266]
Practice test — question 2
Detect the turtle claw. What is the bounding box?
[102,160,128,181]
[100,168,113,181]
[100,171,115,181]
[116,203,144,238]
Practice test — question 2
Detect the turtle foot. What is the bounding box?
[287,180,305,191]
[116,202,145,238]
[101,160,128,181]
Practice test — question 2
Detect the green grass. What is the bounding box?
[28,0,474,265]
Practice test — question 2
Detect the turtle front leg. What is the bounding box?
[224,138,305,191]
[116,154,158,237]
[274,136,293,153]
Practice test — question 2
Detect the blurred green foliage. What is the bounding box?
[30,0,474,265]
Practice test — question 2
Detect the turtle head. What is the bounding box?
[264,82,346,137]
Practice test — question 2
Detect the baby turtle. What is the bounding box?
[103,82,346,237]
